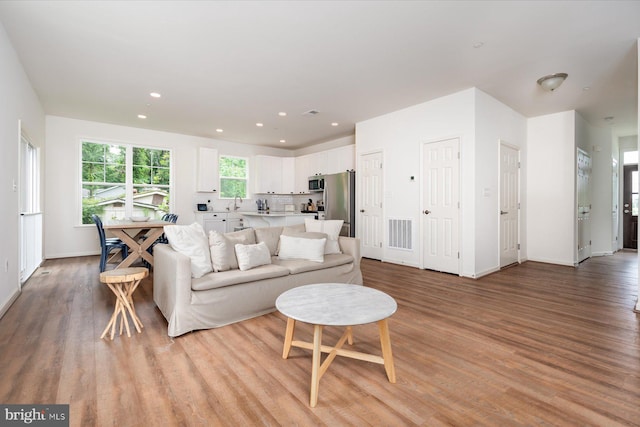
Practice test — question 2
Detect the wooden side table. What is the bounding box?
[99,267,148,340]
[276,283,397,407]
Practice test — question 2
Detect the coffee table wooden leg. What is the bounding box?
[378,319,396,383]
[310,324,323,407]
[282,318,296,359]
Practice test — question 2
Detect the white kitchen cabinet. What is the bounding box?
[225,212,244,232]
[197,147,219,193]
[254,155,296,194]
[326,145,355,174]
[254,155,282,194]
[308,151,328,176]
[294,154,312,194]
[281,157,295,194]
[195,212,227,235]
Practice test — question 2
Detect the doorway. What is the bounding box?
[622,164,638,249]
[499,142,520,268]
[577,148,592,263]
[359,151,384,260]
[421,138,460,274]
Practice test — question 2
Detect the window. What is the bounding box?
[81,141,171,224]
[219,155,247,199]
[624,151,638,165]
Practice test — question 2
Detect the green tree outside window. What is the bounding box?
[219,156,247,199]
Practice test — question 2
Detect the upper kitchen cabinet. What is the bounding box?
[308,151,328,176]
[281,157,295,194]
[326,145,355,174]
[254,155,296,194]
[294,154,311,194]
[197,147,219,193]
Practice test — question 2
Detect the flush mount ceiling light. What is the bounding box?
[149,92,161,98]
[537,73,568,92]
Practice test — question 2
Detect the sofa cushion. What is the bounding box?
[255,226,283,256]
[209,228,256,272]
[305,219,344,254]
[191,264,290,291]
[235,241,271,271]
[271,253,354,274]
[275,225,324,255]
[164,222,213,279]
[278,234,326,263]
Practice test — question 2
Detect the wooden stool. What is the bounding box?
[99,267,148,340]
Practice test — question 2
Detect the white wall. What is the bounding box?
[356,88,526,277]
[474,90,528,276]
[527,111,576,266]
[356,89,476,272]
[294,134,354,157]
[45,116,294,259]
[0,22,45,316]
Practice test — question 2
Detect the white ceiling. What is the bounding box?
[0,1,638,149]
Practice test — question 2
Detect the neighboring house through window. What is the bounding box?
[219,155,247,199]
[81,141,172,224]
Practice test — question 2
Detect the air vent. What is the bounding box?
[388,218,412,250]
[303,109,320,116]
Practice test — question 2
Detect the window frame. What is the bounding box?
[218,155,249,199]
[79,138,173,225]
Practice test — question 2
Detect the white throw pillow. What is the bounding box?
[278,235,326,263]
[164,222,213,278]
[304,218,343,254]
[209,229,255,272]
[234,241,272,271]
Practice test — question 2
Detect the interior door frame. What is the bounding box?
[420,136,461,274]
[498,140,521,268]
[357,149,384,260]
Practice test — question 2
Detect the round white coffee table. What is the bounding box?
[276,283,397,407]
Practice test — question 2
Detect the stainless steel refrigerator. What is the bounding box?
[322,171,355,237]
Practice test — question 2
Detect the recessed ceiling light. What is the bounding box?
[278,112,287,117]
[137,114,147,119]
[331,122,339,127]
[473,42,484,48]
[150,92,161,98]
[280,139,286,143]
[216,128,223,133]
[583,86,591,91]
[256,123,264,127]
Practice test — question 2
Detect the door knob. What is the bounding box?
[360,209,365,213]
[423,210,431,215]
[624,209,630,214]
[500,210,508,215]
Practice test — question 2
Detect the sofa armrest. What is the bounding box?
[338,236,361,268]
[153,243,193,321]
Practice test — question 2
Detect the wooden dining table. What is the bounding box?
[102,219,173,269]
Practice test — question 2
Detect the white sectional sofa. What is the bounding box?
[153,223,363,337]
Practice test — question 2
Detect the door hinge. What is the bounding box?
[518,161,521,168]
[379,242,382,248]
[517,243,520,250]
[457,252,460,259]
[518,202,520,209]
[457,152,460,159]
[458,201,460,208]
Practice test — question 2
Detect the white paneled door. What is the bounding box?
[359,151,383,260]
[422,138,459,274]
[499,143,520,268]
[577,148,592,263]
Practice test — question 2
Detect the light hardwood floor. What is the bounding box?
[1,253,639,426]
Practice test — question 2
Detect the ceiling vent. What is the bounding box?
[303,109,320,116]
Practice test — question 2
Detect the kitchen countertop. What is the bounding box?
[241,211,317,217]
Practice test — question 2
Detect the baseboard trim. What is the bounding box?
[592,251,614,257]
[0,288,21,320]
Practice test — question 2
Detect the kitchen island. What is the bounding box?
[241,212,317,228]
